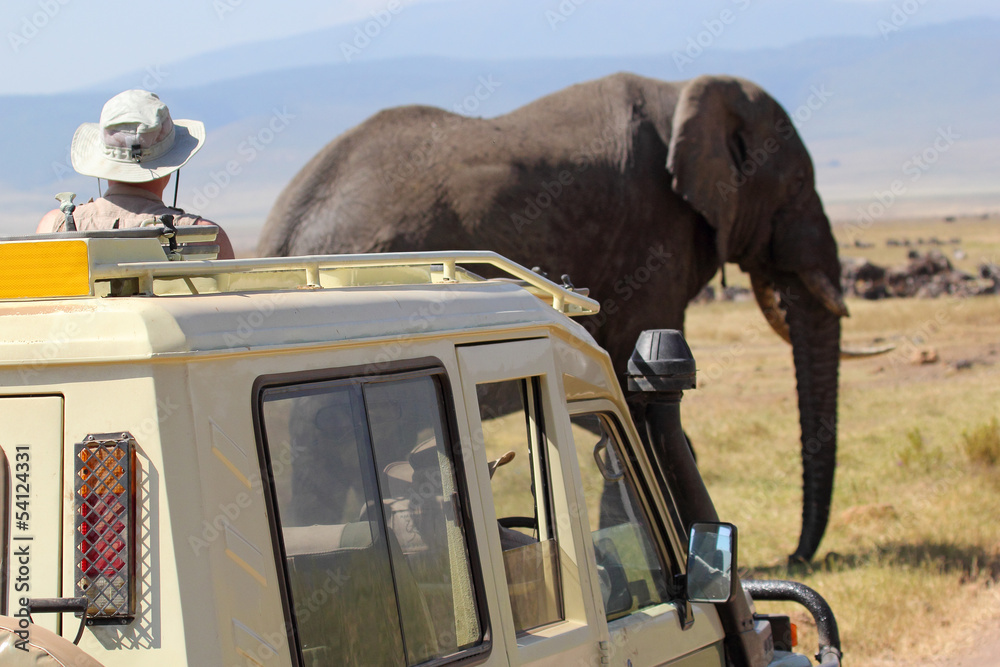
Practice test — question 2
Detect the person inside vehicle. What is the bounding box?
[36,89,235,259]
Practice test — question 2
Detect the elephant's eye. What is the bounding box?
[789,171,806,196]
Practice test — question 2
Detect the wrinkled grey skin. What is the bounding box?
[260,73,845,562]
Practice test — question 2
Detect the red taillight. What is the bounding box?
[74,433,137,622]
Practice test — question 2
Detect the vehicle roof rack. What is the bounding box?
[0,229,599,316]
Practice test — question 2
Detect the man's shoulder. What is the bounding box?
[165,205,208,226]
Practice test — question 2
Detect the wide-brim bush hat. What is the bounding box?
[70,89,205,183]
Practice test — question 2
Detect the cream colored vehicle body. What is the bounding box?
[0,233,752,666]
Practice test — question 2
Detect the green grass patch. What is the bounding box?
[899,427,945,470]
[962,417,1000,466]
[685,277,1000,663]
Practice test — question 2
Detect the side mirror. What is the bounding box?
[686,522,737,603]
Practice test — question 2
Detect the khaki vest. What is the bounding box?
[50,183,205,232]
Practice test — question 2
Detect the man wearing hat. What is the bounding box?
[37,89,235,259]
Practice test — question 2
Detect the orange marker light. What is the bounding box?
[0,240,91,299]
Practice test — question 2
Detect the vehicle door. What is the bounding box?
[567,399,727,666]
[456,338,604,667]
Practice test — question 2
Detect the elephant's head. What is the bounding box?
[666,76,844,562]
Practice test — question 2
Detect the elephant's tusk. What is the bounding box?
[840,342,896,358]
[751,273,895,359]
[751,274,792,344]
[800,269,850,318]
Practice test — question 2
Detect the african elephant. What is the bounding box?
[259,73,849,562]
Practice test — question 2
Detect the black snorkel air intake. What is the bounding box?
[626,330,769,667]
[626,330,842,667]
[626,330,713,530]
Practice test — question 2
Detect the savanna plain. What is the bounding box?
[684,214,1000,665]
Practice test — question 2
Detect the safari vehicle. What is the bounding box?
[0,227,841,666]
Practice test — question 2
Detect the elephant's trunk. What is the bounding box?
[782,277,841,563]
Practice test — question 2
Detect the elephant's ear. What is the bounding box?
[666,76,772,264]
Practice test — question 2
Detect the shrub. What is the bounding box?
[899,427,943,470]
[962,417,1000,466]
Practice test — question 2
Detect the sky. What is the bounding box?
[3,0,998,243]
[4,0,1000,95]
[3,0,438,94]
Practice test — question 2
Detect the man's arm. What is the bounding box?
[36,209,62,233]
[195,218,236,259]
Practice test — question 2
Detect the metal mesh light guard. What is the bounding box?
[75,433,137,622]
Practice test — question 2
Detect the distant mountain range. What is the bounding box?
[84,0,997,90]
[2,16,997,245]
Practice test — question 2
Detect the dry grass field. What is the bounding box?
[683,214,1000,664]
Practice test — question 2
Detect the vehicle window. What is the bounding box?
[476,378,562,633]
[366,377,481,659]
[570,413,669,620]
[260,372,482,667]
